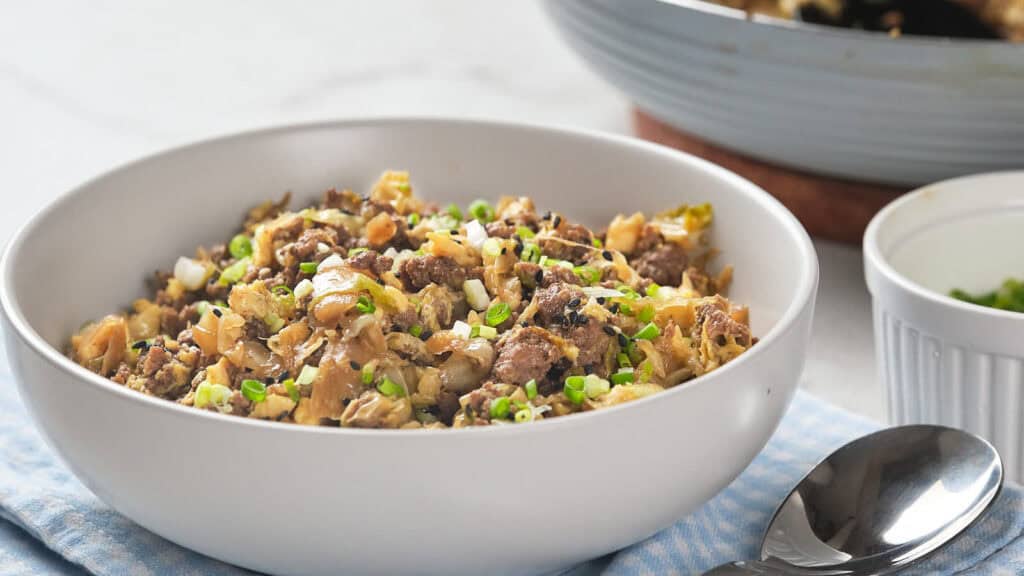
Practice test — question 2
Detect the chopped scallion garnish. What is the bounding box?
[573,265,600,285]
[489,396,511,419]
[229,234,253,259]
[241,379,267,403]
[218,257,251,285]
[282,378,300,403]
[514,408,532,423]
[377,376,405,397]
[409,324,423,338]
[446,203,463,221]
[610,369,635,385]
[355,295,376,314]
[515,226,535,239]
[348,247,369,256]
[296,365,319,386]
[637,304,655,323]
[634,322,660,340]
[592,237,603,248]
[408,212,420,227]
[617,352,632,368]
[583,374,610,399]
[485,302,512,327]
[299,261,319,274]
[645,283,660,298]
[361,364,375,385]
[524,378,538,400]
[477,325,498,339]
[468,200,494,222]
[564,376,586,405]
[520,244,541,264]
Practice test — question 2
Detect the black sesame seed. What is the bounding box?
[349,360,361,371]
[577,315,589,325]
[542,211,552,221]
[391,323,402,332]
[278,371,290,381]
[584,365,594,375]
[376,278,385,285]
[452,238,462,245]
[617,333,629,347]
[500,247,507,255]
[609,303,620,314]
[552,313,565,325]
[597,297,607,305]
[264,377,274,385]
[568,297,581,309]
[513,243,523,256]
[602,250,613,261]
[520,321,530,328]
[212,308,223,318]
[552,215,562,228]
[419,329,433,341]
[602,325,616,336]
[131,340,148,350]
[568,310,579,323]
[534,269,543,283]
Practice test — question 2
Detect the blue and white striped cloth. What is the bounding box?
[2,345,1024,575]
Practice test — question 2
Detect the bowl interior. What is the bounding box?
[6,119,812,389]
[874,172,1024,297]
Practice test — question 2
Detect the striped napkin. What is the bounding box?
[2,342,1024,575]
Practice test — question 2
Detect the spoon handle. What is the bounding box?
[702,560,793,575]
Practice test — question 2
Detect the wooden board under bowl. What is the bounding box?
[633,109,907,245]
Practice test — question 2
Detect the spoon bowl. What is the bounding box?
[708,425,1003,575]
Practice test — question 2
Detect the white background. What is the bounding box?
[0,0,884,419]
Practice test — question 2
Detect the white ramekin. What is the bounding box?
[865,171,1024,482]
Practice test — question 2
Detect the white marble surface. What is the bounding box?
[0,0,885,420]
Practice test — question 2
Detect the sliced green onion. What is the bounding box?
[489,396,511,419]
[409,324,423,338]
[564,376,586,405]
[520,243,541,264]
[283,378,300,403]
[538,255,549,267]
[361,364,375,385]
[264,313,286,333]
[638,360,654,382]
[229,234,253,259]
[195,300,210,317]
[299,261,319,274]
[293,278,314,300]
[619,303,634,316]
[296,365,319,386]
[272,285,294,298]
[481,237,503,259]
[583,374,611,399]
[524,378,538,400]
[592,237,603,248]
[348,247,369,256]
[645,283,661,298]
[241,379,267,403]
[194,381,232,410]
[356,295,376,314]
[617,352,632,368]
[477,325,498,340]
[469,324,481,338]
[573,265,600,285]
[218,257,251,285]
[446,203,463,221]
[515,226,535,239]
[468,200,494,222]
[514,408,532,423]
[377,376,405,397]
[634,322,661,340]
[485,302,512,327]
[611,369,635,385]
[637,304,655,323]
[408,212,421,227]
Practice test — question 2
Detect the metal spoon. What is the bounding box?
[704,425,1003,575]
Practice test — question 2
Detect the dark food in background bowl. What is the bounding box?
[709,0,1024,39]
[70,171,753,429]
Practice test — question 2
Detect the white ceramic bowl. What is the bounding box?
[0,119,817,576]
[865,171,1024,482]
[546,0,1024,187]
